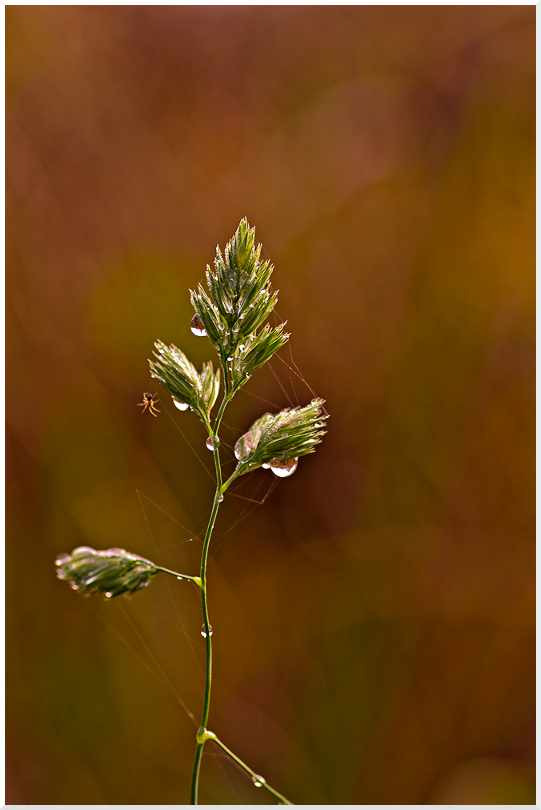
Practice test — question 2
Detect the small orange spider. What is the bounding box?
[138,392,160,417]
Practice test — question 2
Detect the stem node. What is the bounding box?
[196,728,217,744]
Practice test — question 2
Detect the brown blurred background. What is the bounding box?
[6,6,535,805]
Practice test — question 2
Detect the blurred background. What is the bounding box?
[6,6,535,805]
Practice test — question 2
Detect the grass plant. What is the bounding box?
[56,219,328,804]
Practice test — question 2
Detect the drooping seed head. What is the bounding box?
[55,546,160,598]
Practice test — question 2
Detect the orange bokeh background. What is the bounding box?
[6,6,535,805]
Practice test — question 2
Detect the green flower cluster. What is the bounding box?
[234,398,328,477]
[227,323,290,392]
[149,341,220,418]
[55,546,159,598]
[190,218,289,387]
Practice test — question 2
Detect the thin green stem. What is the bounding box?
[153,566,201,587]
[190,412,225,805]
[215,358,231,433]
[221,466,243,493]
[190,383,293,804]
[190,742,204,804]
[212,736,294,804]
[220,354,230,402]
[213,397,229,438]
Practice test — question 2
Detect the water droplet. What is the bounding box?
[201,624,213,638]
[234,432,255,460]
[55,554,71,565]
[105,592,113,599]
[190,314,207,337]
[219,494,224,502]
[173,399,189,411]
[269,458,298,478]
[72,546,94,557]
[206,437,215,451]
[314,421,324,429]
[262,463,270,469]
[252,775,266,787]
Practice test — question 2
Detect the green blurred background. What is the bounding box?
[6,6,535,805]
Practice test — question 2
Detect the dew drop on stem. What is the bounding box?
[252,775,266,787]
[201,624,213,638]
[206,437,216,451]
[173,399,189,411]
